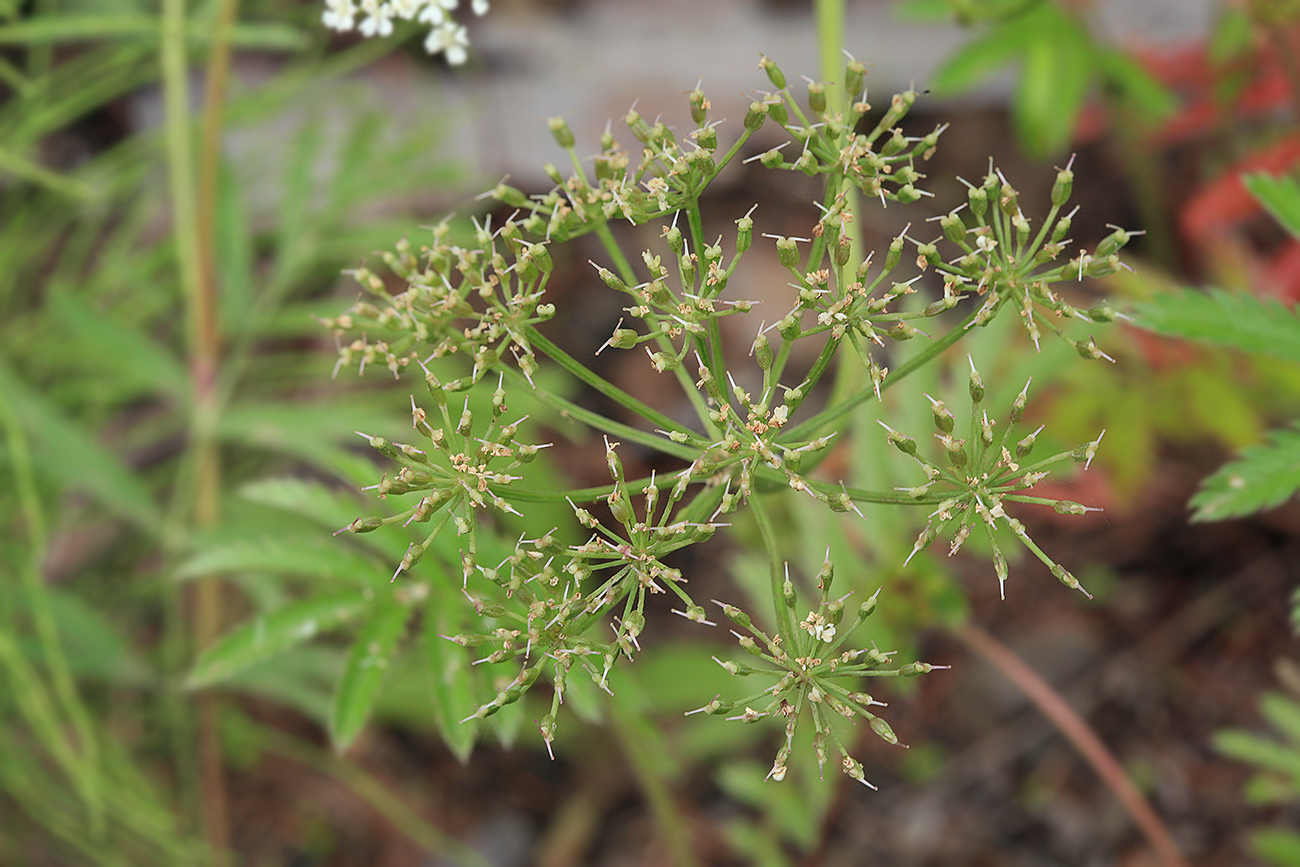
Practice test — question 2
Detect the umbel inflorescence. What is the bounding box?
[322,56,1130,784]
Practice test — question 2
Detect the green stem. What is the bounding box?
[526,330,698,442]
[0,389,103,831]
[782,305,981,442]
[607,702,700,867]
[261,729,492,867]
[749,494,797,641]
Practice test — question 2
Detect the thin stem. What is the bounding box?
[163,0,238,854]
[607,701,700,867]
[749,494,797,641]
[956,623,1188,867]
[0,392,104,831]
[782,305,982,443]
[261,729,492,867]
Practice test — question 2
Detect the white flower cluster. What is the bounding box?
[321,0,489,65]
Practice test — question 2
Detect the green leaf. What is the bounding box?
[1012,8,1091,157]
[1245,172,1300,240]
[48,289,189,404]
[1134,288,1300,365]
[1254,829,1300,867]
[1094,48,1178,122]
[174,534,386,587]
[1190,426,1300,521]
[330,592,412,751]
[927,22,1025,95]
[1261,693,1300,745]
[222,645,346,724]
[1214,728,1300,784]
[187,589,372,689]
[0,362,163,535]
[239,477,369,533]
[424,599,478,762]
[0,16,305,49]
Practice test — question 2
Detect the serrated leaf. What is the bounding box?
[187,589,371,689]
[174,534,386,586]
[1134,288,1300,365]
[1245,172,1300,240]
[330,593,412,751]
[1190,426,1300,521]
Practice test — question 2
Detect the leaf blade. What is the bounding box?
[330,593,413,751]
[187,590,371,689]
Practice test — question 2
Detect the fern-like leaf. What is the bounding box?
[1135,289,1300,365]
[1191,425,1300,521]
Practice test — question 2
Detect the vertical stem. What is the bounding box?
[162,0,239,856]
[608,702,699,867]
[750,494,797,642]
[814,0,867,411]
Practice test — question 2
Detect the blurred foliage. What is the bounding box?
[900,0,1176,158]
[0,0,474,861]
[1215,690,1300,867]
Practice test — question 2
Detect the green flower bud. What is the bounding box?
[1050,211,1073,244]
[884,234,905,272]
[807,82,827,115]
[1096,227,1130,259]
[928,397,955,433]
[696,124,718,151]
[1051,165,1074,206]
[896,184,921,204]
[767,99,788,125]
[775,235,800,269]
[1015,424,1043,458]
[878,421,917,456]
[869,715,899,745]
[940,212,966,245]
[1010,379,1031,424]
[968,185,988,220]
[759,55,786,89]
[608,327,639,350]
[752,331,773,370]
[342,516,384,534]
[744,101,768,131]
[833,235,852,268]
[543,162,564,185]
[689,87,709,125]
[625,108,650,143]
[548,116,575,149]
[845,60,867,96]
[881,128,907,157]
